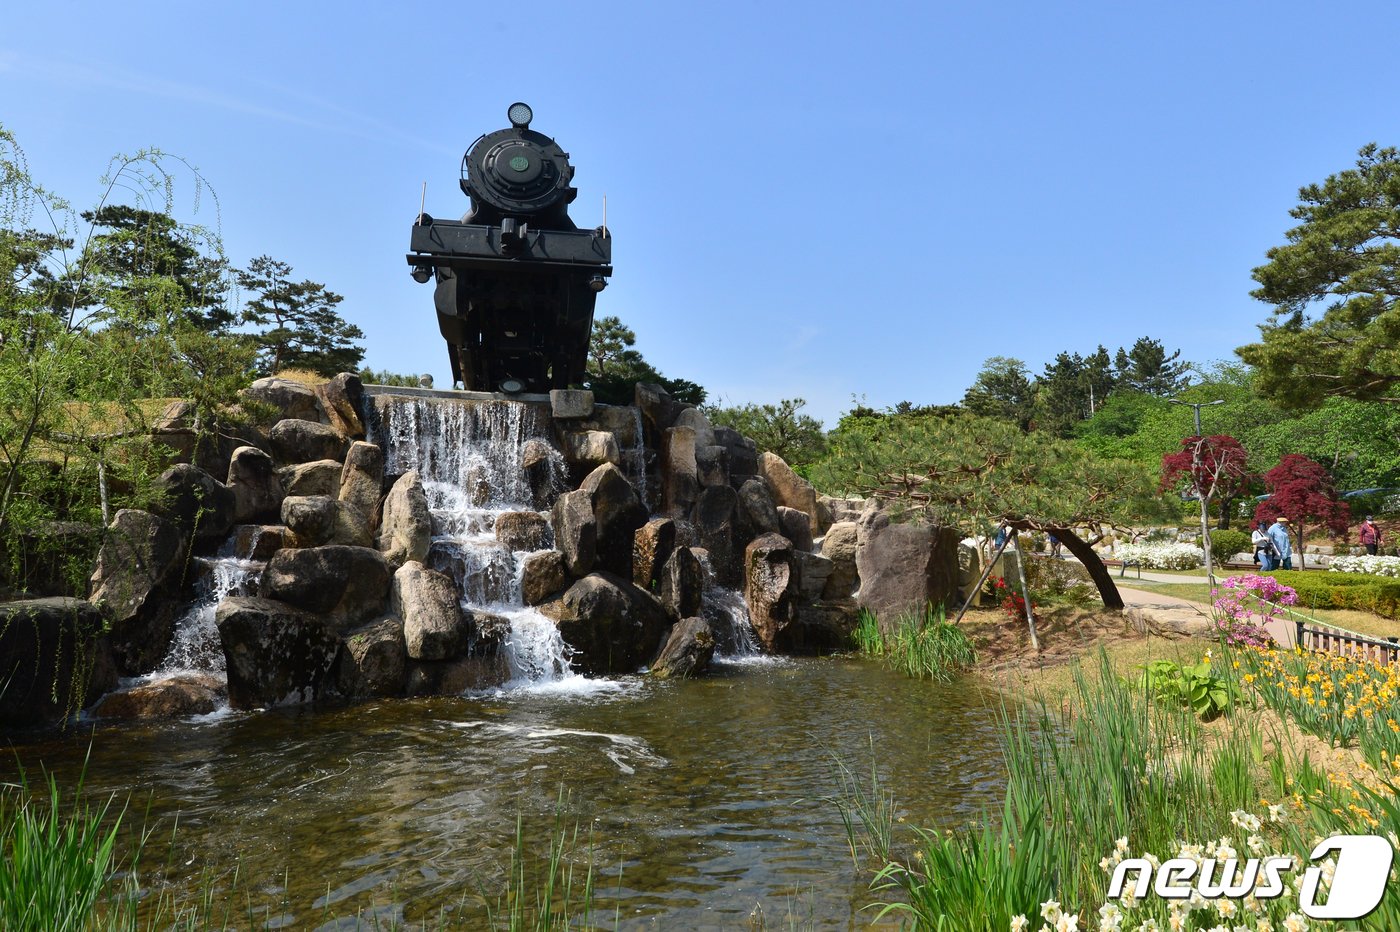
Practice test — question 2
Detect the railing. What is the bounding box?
[1293,619,1400,664]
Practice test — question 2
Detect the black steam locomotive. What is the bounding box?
[406,102,612,394]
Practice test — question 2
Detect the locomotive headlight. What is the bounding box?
[507,102,533,129]
[498,377,526,394]
[411,265,432,284]
[588,274,607,293]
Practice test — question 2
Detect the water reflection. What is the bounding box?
[2,658,1008,928]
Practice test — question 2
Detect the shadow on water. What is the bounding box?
[1,656,1008,928]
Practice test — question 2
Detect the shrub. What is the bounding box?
[1330,554,1400,577]
[1114,541,1203,570]
[1138,658,1233,719]
[1207,528,1251,567]
[1270,570,1400,619]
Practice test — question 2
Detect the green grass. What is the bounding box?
[0,765,133,931]
[853,605,977,682]
[837,649,1397,929]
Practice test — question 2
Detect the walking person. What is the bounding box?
[1268,516,1294,571]
[1360,515,1382,556]
[1252,520,1276,571]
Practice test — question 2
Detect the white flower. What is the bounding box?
[1242,895,1259,914]
[1041,901,1063,923]
[1230,810,1261,833]
[1115,836,1129,853]
[1217,898,1238,918]
[1247,835,1265,854]
[1097,903,1122,932]
[1267,804,1286,824]
[1283,915,1307,932]
[1056,914,1080,932]
[1138,921,1159,932]
[1216,843,1238,860]
[1010,915,1029,932]
[1256,919,1274,932]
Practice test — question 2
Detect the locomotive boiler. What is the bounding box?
[407,102,612,393]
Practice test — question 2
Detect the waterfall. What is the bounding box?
[624,406,648,506]
[369,394,584,690]
[157,555,263,679]
[694,551,763,659]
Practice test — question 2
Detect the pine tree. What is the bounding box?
[237,255,364,377]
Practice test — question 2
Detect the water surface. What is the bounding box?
[4,657,1007,928]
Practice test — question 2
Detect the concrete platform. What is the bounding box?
[363,384,552,404]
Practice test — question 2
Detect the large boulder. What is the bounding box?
[279,459,343,497]
[673,408,715,448]
[260,544,392,628]
[227,446,283,525]
[242,377,325,424]
[796,551,835,601]
[820,521,860,599]
[581,463,648,578]
[406,609,511,694]
[269,419,348,465]
[661,426,699,518]
[634,382,685,450]
[334,615,407,698]
[377,471,432,566]
[744,533,799,651]
[855,509,962,632]
[90,674,222,720]
[657,546,703,620]
[551,489,596,577]
[281,495,372,548]
[520,550,567,605]
[216,596,341,709]
[778,506,815,553]
[547,573,668,675]
[694,484,740,586]
[561,430,620,474]
[152,464,236,543]
[633,518,678,591]
[316,372,366,440]
[392,561,469,661]
[339,441,384,531]
[696,445,729,489]
[227,524,289,560]
[758,452,818,535]
[737,478,781,536]
[550,389,594,420]
[88,509,186,674]
[521,439,562,510]
[713,426,758,483]
[495,511,553,552]
[650,617,715,679]
[0,598,116,729]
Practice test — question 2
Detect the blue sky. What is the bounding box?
[1,1,1393,424]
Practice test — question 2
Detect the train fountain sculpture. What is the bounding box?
[0,105,951,729]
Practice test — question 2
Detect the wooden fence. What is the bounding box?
[1293,620,1400,664]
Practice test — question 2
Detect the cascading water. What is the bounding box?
[370,394,597,691]
[153,533,266,682]
[695,552,766,660]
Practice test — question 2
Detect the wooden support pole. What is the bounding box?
[952,523,1012,627]
[1010,531,1041,651]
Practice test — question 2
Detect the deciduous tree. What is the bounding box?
[1253,454,1350,569]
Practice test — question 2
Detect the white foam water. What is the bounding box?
[370,395,582,693]
[155,555,263,680]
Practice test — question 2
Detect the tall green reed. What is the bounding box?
[854,605,976,682]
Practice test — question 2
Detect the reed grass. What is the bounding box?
[853,605,977,682]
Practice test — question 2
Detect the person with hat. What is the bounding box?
[1267,516,1294,570]
[1358,515,1382,556]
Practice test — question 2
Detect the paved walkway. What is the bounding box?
[1116,585,1298,649]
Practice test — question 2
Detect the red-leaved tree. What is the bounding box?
[1252,454,1350,569]
[1162,434,1253,579]
[1160,435,1252,529]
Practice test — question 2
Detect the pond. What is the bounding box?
[2,656,1008,929]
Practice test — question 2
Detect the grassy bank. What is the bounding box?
[843,645,1400,929]
[853,606,977,682]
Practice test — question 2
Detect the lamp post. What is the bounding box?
[1168,398,1226,583]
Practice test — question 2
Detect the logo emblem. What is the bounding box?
[509,155,529,172]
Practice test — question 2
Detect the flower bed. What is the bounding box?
[1329,553,1400,577]
[1113,541,1203,570]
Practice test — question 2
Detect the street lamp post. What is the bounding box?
[1168,398,1226,584]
